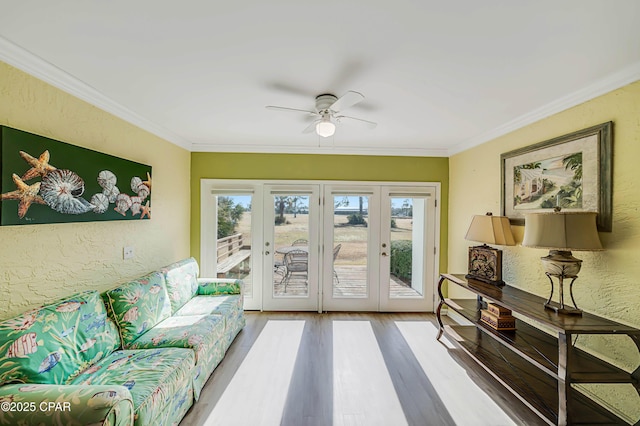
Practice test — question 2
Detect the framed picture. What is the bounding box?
[1,126,152,226]
[501,122,612,231]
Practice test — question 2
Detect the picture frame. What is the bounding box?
[501,122,612,232]
[1,126,152,226]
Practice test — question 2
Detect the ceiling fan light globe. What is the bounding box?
[316,121,336,138]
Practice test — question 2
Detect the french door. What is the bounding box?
[201,180,439,312]
[262,185,320,311]
[321,185,436,312]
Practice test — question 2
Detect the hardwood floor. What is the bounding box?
[181,312,547,426]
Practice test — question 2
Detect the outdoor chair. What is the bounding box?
[273,255,285,276]
[292,238,308,246]
[280,249,308,292]
[332,244,342,283]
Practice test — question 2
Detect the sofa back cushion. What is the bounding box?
[0,290,121,386]
[104,271,171,347]
[161,257,199,313]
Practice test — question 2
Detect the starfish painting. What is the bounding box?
[140,201,151,219]
[19,150,57,181]
[142,172,152,189]
[0,173,46,219]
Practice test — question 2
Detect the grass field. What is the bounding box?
[235,212,413,265]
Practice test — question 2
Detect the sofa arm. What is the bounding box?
[197,278,243,296]
[0,384,134,426]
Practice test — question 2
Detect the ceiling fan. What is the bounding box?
[266,91,377,138]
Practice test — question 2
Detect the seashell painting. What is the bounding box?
[1,126,152,225]
[102,185,120,203]
[136,183,150,200]
[130,196,142,215]
[114,193,133,216]
[97,170,117,189]
[90,193,110,214]
[40,169,95,214]
[130,176,143,192]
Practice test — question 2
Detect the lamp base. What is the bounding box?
[543,300,583,315]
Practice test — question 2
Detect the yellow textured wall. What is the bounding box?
[449,80,640,421]
[190,152,449,273]
[0,62,191,320]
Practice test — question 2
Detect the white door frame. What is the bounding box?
[378,186,437,312]
[262,184,320,311]
[200,179,441,312]
[321,184,381,311]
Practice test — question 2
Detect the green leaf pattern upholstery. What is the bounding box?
[104,271,172,347]
[0,290,121,386]
[71,348,194,425]
[0,258,245,426]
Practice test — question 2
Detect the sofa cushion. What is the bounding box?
[71,348,194,426]
[0,290,121,386]
[197,278,243,296]
[160,258,199,313]
[127,315,224,360]
[126,314,225,400]
[174,294,242,317]
[104,271,172,347]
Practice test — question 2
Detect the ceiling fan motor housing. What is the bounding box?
[315,94,338,113]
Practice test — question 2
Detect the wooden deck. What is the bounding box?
[237,265,422,298]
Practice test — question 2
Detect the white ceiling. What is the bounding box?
[1,1,640,157]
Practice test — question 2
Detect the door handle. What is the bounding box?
[265,251,270,255]
[381,252,388,256]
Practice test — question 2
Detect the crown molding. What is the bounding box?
[0,36,193,151]
[448,60,640,156]
[190,142,449,157]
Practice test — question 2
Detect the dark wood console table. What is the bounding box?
[437,273,640,426]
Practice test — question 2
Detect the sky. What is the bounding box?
[217,195,413,210]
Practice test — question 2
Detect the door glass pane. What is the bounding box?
[333,195,370,298]
[273,194,310,297]
[216,195,252,297]
[389,197,424,298]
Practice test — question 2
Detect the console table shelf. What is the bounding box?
[437,273,640,426]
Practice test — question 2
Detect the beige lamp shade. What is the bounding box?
[465,213,515,246]
[522,211,603,251]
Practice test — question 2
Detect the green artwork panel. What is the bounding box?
[0,126,152,225]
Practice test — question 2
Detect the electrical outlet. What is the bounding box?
[123,246,134,260]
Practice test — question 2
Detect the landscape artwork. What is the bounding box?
[512,151,582,210]
[0,126,152,226]
[501,121,612,231]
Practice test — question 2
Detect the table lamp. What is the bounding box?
[465,213,515,286]
[522,209,603,315]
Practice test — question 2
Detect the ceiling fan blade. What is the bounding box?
[302,120,319,134]
[336,115,377,129]
[266,81,316,97]
[266,105,317,115]
[329,91,364,113]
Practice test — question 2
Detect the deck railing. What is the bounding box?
[216,233,251,278]
[217,233,245,261]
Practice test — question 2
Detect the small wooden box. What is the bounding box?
[487,303,512,317]
[480,309,516,331]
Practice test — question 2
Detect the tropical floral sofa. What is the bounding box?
[0,257,244,426]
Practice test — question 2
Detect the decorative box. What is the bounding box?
[487,303,512,317]
[480,309,516,331]
[466,245,504,286]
